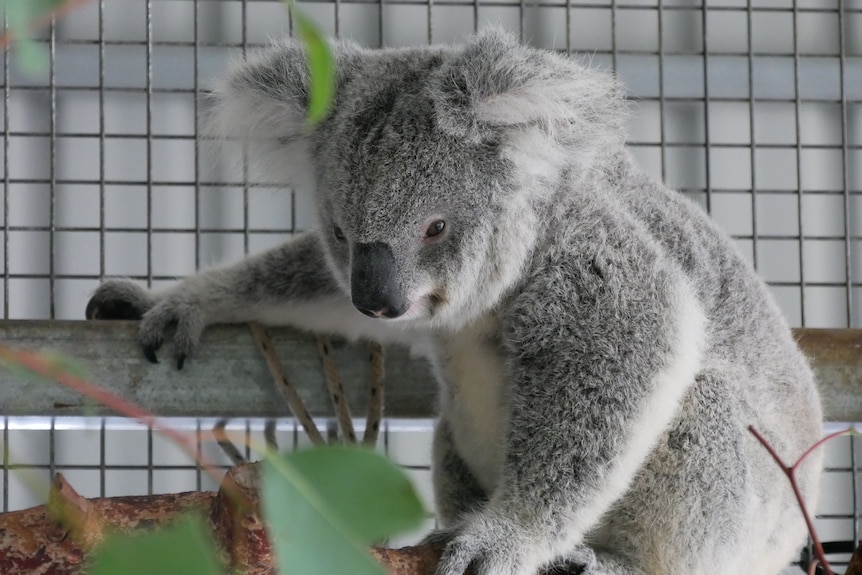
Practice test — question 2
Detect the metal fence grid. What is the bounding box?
[1,0,861,570]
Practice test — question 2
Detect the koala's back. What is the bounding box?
[578,155,822,573]
[613,158,818,408]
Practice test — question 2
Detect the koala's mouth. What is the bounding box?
[427,289,448,313]
[358,299,424,321]
[399,289,448,321]
[357,289,447,322]
[357,306,405,319]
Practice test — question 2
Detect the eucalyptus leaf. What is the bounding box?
[3,0,65,73]
[294,10,335,123]
[88,516,225,575]
[16,37,49,72]
[263,446,425,575]
[278,0,335,123]
[0,349,90,385]
[3,0,67,20]
[0,357,43,382]
[41,350,91,380]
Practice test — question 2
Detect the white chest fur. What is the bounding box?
[436,316,509,495]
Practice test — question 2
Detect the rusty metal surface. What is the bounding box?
[0,322,858,421]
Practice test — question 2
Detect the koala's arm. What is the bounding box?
[437,242,706,575]
[87,233,382,366]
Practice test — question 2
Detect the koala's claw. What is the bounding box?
[143,344,160,365]
[137,300,205,368]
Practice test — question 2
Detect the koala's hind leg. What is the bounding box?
[431,417,488,528]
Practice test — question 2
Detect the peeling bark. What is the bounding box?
[846,542,862,575]
[0,463,831,575]
[0,475,216,574]
[0,464,447,575]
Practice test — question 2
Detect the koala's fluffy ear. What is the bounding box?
[432,29,627,164]
[207,39,356,188]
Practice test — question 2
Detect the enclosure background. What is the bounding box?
[1,0,860,571]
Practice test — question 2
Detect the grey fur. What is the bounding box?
[87,30,822,575]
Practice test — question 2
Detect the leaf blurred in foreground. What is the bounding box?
[293,9,335,123]
[264,446,426,575]
[278,0,335,124]
[2,0,65,71]
[0,347,90,385]
[2,0,67,23]
[88,516,225,575]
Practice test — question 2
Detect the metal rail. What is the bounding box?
[0,320,857,422]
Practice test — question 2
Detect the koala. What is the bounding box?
[86,30,823,575]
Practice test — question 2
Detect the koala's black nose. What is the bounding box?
[351,242,407,319]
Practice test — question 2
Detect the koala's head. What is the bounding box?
[211,29,626,329]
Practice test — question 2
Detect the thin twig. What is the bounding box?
[248,322,325,446]
[316,336,357,444]
[0,0,98,47]
[793,427,853,470]
[264,419,279,452]
[749,425,848,575]
[213,419,245,465]
[363,341,385,446]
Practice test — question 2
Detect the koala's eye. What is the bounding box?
[333,226,346,242]
[425,220,446,239]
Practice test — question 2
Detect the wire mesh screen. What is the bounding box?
[1,0,861,570]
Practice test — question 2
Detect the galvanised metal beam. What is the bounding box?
[0,321,857,422]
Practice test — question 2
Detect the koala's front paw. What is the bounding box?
[435,514,534,575]
[137,298,206,370]
[86,279,154,321]
[86,279,205,370]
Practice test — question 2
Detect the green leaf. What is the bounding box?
[0,357,43,382]
[3,0,67,23]
[263,446,425,575]
[3,0,64,73]
[0,349,90,385]
[279,0,335,123]
[88,516,225,575]
[16,37,49,72]
[41,350,91,380]
[294,10,335,123]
